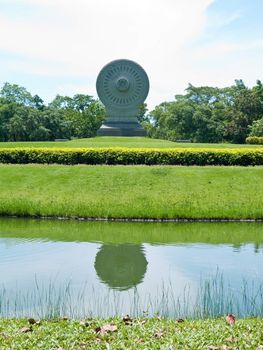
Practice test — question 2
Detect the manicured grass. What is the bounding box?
[1,136,263,148]
[0,164,262,219]
[0,317,262,349]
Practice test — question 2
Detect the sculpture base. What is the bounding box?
[97,122,146,136]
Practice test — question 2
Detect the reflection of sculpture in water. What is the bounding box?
[94,244,148,291]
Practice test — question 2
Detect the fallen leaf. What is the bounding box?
[78,343,87,350]
[154,331,164,338]
[95,324,117,335]
[19,327,32,333]
[221,345,232,350]
[225,336,239,343]
[28,318,36,325]
[139,320,147,325]
[225,314,235,326]
[134,338,144,343]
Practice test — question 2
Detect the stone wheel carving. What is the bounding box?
[96,59,149,110]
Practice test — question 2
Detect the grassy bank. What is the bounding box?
[1,136,263,148]
[0,164,262,219]
[0,317,262,349]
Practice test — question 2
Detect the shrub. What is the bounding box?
[246,136,263,145]
[0,147,263,166]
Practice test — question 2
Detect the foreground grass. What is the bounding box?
[0,165,262,219]
[0,317,262,349]
[1,136,263,149]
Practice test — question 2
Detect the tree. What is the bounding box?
[32,95,44,110]
[49,94,105,138]
[0,83,35,106]
[224,83,263,143]
[149,81,263,144]
[49,94,94,112]
[249,118,263,137]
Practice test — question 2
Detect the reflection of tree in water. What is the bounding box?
[94,244,148,291]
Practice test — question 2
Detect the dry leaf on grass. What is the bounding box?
[134,338,145,343]
[225,314,235,326]
[139,319,147,326]
[95,324,118,335]
[225,336,239,343]
[19,327,32,333]
[221,345,232,350]
[154,331,164,338]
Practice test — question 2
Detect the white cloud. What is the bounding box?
[194,39,263,57]
[0,0,214,108]
[56,83,97,99]
[207,10,241,29]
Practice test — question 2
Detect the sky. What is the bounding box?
[0,0,262,110]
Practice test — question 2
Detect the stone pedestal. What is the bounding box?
[97,122,146,136]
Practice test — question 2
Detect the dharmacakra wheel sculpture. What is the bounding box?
[96,59,149,136]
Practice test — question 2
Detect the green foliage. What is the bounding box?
[0,83,105,141]
[48,93,106,138]
[1,79,263,144]
[0,82,35,106]
[149,80,263,144]
[249,117,263,136]
[0,147,262,166]
[246,136,263,144]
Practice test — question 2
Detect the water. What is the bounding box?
[0,218,262,318]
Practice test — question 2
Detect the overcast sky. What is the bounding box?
[0,0,262,109]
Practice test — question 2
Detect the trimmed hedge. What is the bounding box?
[0,147,263,166]
[246,136,263,145]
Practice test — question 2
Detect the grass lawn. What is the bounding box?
[0,136,262,149]
[0,164,262,219]
[0,317,262,349]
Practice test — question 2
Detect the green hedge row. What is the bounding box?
[246,136,263,145]
[0,147,263,166]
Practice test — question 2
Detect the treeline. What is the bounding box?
[1,80,263,143]
[146,80,263,143]
[0,83,105,141]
